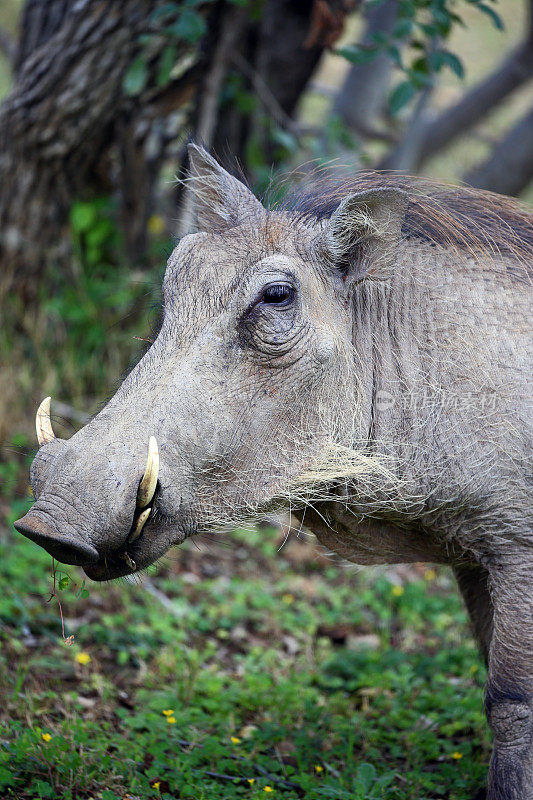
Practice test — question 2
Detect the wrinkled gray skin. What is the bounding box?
[16,146,533,799]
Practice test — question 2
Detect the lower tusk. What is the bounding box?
[137,436,159,508]
[122,552,136,571]
[36,396,56,447]
[128,507,151,543]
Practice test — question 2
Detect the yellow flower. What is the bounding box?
[247,778,255,785]
[264,788,274,793]
[41,733,52,742]
[153,781,161,790]
[147,215,165,236]
[452,751,463,760]
[424,569,437,582]
[314,765,323,773]
[282,594,294,605]
[162,709,175,716]
[392,585,404,597]
[231,736,241,744]
[166,716,176,724]
[75,651,91,665]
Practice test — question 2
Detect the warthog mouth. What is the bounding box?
[82,514,193,582]
[83,437,194,581]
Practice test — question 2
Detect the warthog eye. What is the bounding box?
[260,284,294,306]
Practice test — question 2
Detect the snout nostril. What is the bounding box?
[14,512,99,566]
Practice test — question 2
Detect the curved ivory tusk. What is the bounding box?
[128,507,151,543]
[36,396,56,447]
[137,436,159,508]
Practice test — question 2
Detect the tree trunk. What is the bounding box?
[331,0,398,142]
[0,0,203,296]
[463,106,533,196]
[0,27,16,65]
[212,0,340,178]
[15,0,78,74]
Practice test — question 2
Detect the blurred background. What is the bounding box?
[0,1,531,797]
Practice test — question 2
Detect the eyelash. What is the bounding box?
[259,283,295,306]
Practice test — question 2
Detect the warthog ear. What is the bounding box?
[323,188,409,283]
[187,144,265,231]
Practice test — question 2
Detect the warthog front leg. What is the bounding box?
[485,557,533,800]
[454,562,493,665]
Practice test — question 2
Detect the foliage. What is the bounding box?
[0,195,164,446]
[0,511,490,799]
[120,0,508,184]
[123,1,212,98]
[336,0,503,115]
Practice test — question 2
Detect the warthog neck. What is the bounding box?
[346,239,532,536]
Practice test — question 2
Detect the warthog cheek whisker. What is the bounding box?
[121,552,136,571]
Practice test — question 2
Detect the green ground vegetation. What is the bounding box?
[0,514,489,799]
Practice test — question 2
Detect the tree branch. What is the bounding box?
[331,0,399,143]
[416,41,533,168]
[177,7,248,235]
[231,50,301,136]
[463,105,533,196]
[0,26,16,65]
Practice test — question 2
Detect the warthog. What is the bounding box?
[16,145,532,799]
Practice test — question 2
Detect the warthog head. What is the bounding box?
[15,145,405,580]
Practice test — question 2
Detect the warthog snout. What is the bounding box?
[14,513,99,565]
[15,398,164,578]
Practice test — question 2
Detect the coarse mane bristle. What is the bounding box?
[277,171,533,285]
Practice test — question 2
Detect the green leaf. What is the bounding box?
[76,580,90,599]
[368,30,388,46]
[431,8,453,37]
[411,56,429,75]
[388,81,415,115]
[271,127,298,154]
[157,44,177,87]
[356,762,377,792]
[386,45,402,67]
[150,3,180,21]
[58,576,70,591]
[34,781,55,798]
[123,56,148,97]
[477,3,504,30]
[393,18,413,38]
[101,791,119,800]
[436,50,464,78]
[168,9,206,43]
[335,45,379,65]
[70,202,97,234]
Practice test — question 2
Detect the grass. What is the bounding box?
[0,514,490,799]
